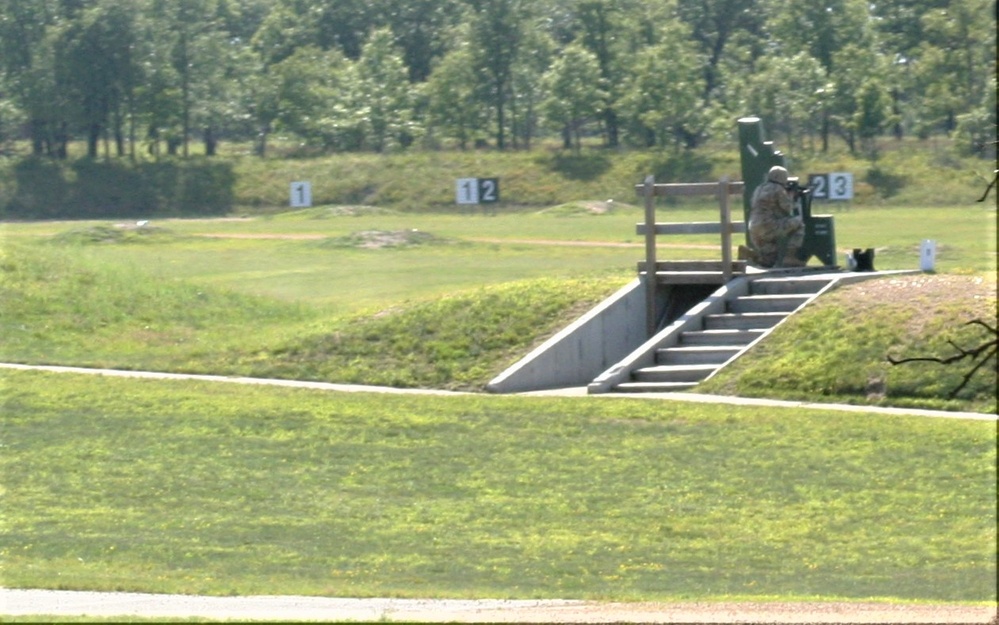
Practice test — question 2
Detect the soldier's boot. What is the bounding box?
[738,244,760,265]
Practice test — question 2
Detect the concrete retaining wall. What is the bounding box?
[486,279,649,393]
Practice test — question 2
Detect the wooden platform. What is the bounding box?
[637,260,748,284]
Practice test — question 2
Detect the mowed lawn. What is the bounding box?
[2,202,994,311]
[2,370,995,603]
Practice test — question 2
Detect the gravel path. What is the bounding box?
[4,589,996,623]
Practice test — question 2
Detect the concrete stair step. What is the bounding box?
[656,345,742,365]
[614,381,699,393]
[727,294,811,314]
[632,364,716,383]
[703,312,788,330]
[679,329,765,346]
[600,271,843,395]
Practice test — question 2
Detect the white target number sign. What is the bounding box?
[808,172,853,200]
[290,181,312,207]
[456,178,499,205]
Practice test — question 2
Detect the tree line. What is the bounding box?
[0,0,994,159]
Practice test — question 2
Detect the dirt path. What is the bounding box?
[3,589,995,623]
[192,232,719,249]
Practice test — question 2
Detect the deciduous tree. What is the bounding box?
[539,43,605,152]
[354,27,419,151]
[466,0,527,149]
[426,41,489,149]
[616,22,704,149]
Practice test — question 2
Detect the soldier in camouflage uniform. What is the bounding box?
[748,165,805,268]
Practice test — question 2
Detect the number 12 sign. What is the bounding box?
[456,178,499,204]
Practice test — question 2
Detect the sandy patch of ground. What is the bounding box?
[3,589,996,623]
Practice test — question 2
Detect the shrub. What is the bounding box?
[865,165,908,198]
[1,159,235,219]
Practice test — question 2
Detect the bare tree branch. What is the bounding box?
[975,138,998,202]
[976,169,997,202]
[887,319,998,399]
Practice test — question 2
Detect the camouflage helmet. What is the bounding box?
[767,165,787,186]
[766,165,789,185]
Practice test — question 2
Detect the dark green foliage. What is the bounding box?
[638,150,715,184]
[1,0,994,158]
[3,159,73,218]
[543,151,613,181]
[865,165,908,198]
[48,224,181,245]
[1,159,235,219]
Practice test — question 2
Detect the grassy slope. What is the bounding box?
[1,209,995,408]
[698,274,998,414]
[2,369,995,602]
[234,276,625,390]
[227,148,719,212]
[221,137,996,213]
[0,241,628,388]
[0,241,316,369]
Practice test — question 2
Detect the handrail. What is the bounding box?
[635,176,746,337]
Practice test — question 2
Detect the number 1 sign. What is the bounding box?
[290,181,312,207]
[456,178,479,204]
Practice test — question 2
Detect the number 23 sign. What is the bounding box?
[808,172,853,200]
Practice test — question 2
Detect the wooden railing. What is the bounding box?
[635,175,747,336]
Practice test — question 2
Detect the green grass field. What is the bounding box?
[3,200,995,300]
[2,369,995,603]
[1,143,996,608]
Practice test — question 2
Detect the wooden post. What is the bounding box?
[643,175,657,337]
[719,176,732,283]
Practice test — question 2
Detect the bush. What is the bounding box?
[1,158,235,219]
[865,165,908,198]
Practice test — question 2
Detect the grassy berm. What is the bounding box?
[698,273,997,414]
[0,242,623,391]
[0,241,995,412]
[1,232,995,605]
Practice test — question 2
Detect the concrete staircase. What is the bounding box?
[593,274,835,394]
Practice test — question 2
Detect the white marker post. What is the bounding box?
[920,239,937,271]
